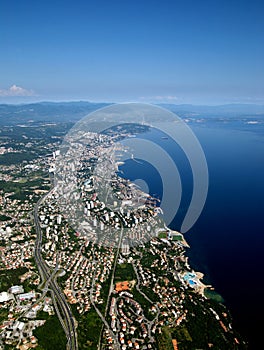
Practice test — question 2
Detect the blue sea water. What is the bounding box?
[118,121,264,349]
[187,125,264,350]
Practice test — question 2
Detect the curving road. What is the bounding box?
[33,195,78,350]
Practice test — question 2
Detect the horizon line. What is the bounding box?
[1,99,264,107]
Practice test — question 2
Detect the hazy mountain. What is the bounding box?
[0,101,109,125]
[160,103,264,116]
[1,101,264,126]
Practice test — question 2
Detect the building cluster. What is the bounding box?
[52,131,165,249]
[38,196,115,314]
[45,131,211,349]
[0,133,53,272]
[102,237,197,349]
[0,282,54,349]
[1,319,43,350]
[106,291,153,350]
[0,194,38,273]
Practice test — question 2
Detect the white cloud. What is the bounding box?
[0,84,35,97]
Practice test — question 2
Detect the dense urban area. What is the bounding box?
[0,109,248,350]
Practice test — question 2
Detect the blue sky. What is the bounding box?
[0,0,263,104]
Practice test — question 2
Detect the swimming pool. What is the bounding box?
[183,272,196,281]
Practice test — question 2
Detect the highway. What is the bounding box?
[33,195,78,350]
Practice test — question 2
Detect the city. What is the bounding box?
[0,121,246,349]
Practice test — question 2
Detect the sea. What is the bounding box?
[118,119,264,350]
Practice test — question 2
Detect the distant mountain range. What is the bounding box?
[0,101,109,125]
[160,103,264,116]
[1,101,264,125]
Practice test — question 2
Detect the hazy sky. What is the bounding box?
[0,0,263,104]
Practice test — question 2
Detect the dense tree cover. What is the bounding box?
[0,152,35,165]
[170,292,247,350]
[33,315,67,350]
[0,267,28,292]
[71,305,102,350]
[0,179,50,201]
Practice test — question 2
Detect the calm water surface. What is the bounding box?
[119,123,264,349]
